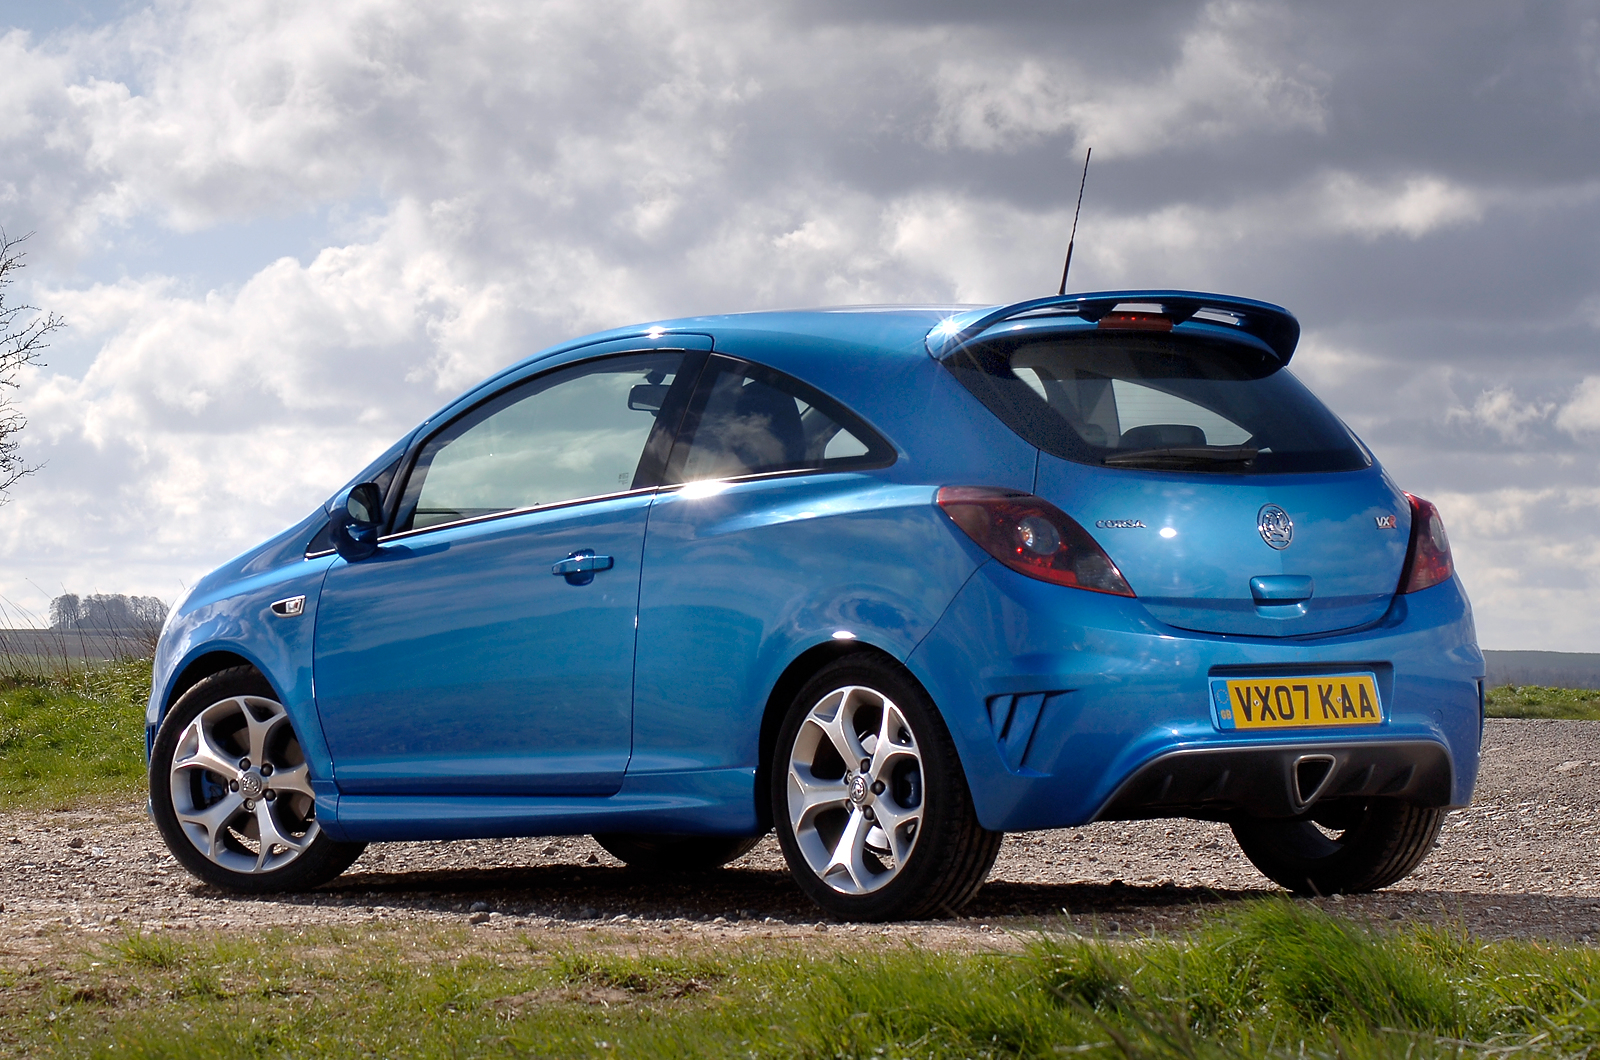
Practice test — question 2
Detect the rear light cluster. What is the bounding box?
[1399,493,1453,593]
[937,487,1135,596]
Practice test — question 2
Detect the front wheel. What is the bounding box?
[1231,798,1445,895]
[772,657,1002,921]
[149,667,366,893]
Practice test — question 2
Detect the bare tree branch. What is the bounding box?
[0,228,66,501]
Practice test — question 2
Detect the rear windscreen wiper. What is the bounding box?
[1101,445,1259,469]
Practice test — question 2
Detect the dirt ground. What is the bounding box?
[3,719,1597,953]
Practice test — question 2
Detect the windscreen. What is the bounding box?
[943,331,1370,474]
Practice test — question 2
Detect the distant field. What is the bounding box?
[1486,684,1600,721]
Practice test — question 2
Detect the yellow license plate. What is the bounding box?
[1210,673,1384,731]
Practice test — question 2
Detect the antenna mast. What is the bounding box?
[1057,146,1092,296]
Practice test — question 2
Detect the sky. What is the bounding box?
[0,0,1596,650]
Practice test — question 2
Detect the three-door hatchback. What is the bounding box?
[147,290,1484,920]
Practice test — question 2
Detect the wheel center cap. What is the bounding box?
[238,772,265,799]
[848,775,870,805]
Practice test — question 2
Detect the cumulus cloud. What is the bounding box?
[0,0,1596,648]
[1556,377,1600,434]
[1446,386,1557,444]
[927,1,1326,156]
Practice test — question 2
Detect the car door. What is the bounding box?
[312,350,698,797]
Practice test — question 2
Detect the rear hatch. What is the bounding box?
[938,298,1410,637]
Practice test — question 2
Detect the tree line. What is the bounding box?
[49,593,168,632]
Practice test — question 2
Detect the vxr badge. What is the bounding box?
[1257,504,1293,549]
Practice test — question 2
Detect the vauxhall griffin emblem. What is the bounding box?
[1257,504,1293,549]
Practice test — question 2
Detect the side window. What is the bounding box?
[394,352,686,533]
[665,358,892,483]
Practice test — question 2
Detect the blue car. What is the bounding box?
[146,290,1482,920]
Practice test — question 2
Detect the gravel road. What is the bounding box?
[3,719,1597,952]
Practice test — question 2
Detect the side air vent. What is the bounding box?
[986,691,1071,774]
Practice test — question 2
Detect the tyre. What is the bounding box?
[149,666,366,893]
[1231,798,1445,895]
[593,833,762,872]
[771,657,1002,921]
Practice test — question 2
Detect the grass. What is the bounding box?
[1485,684,1600,720]
[1,902,1597,1059]
[0,658,150,810]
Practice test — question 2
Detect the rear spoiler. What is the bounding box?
[924,290,1301,366]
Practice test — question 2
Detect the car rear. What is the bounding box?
[907,292,1483,892]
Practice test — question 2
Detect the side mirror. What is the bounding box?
[329,482,383,562]
[628,383,670,413]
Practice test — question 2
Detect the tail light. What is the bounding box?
[1399,493,1453,593]
[937,486,1135,596]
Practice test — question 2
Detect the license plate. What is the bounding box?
[1210,673,1384,731]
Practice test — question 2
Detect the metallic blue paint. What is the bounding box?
[147,292,1484,848]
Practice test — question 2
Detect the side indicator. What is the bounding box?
[270,596,306,618]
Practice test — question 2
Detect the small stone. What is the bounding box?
[7,837,19,844]
[712,916,728,925]
[541,844,557,856]
[611,914,629,923]
[67,837,84,849]
[1107,921,1121,933]
[91,848,105,858]
[469,911,490,925]
[1387,910,1404,920]
[585,853,599,864]
[577,906,596,920]
[468,901,490,913]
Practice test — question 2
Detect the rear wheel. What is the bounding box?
[593,833,762,872]
[1231,798,1445,895]
[149,667,366,893]
[771,657,1002,921]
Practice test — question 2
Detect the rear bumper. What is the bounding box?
[905,562,1483,832]
[1098,739,1453,821]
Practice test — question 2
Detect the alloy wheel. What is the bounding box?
[785,684,923,894]
[168,696,319,875]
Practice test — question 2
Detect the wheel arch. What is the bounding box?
[162,650,273,721]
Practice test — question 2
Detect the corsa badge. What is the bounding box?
[1375,514,1397,529]
[1257,504,1293,550]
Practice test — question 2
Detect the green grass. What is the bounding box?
[1486,684,1600,720]
[3,902,1597,1059]
[0,659,150,810]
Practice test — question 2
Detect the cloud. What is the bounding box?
[0,0,1597,650]
[927,1,1326,156]
[1556,376,1600,434]
[1446,386,1556,444]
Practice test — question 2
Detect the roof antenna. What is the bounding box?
[1057,146,1092,296]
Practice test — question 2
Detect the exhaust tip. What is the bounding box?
[1293,754,1337,809]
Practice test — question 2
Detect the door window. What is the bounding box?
[665,358,893,482]
[395,352,687,533]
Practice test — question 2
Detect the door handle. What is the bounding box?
[552,549,614,585]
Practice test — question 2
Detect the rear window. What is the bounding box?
[942,330,1370,474]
